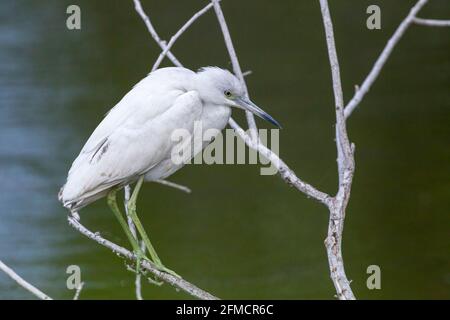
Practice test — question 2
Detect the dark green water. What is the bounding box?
[0,0,449,299]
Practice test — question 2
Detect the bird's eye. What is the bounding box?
[224,90,232,97]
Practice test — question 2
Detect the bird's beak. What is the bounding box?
[235,97,282,128]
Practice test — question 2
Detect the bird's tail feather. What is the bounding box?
[58,181,118,211]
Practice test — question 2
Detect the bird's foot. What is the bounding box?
[155,263,181,278]
[142,256,180,278]
[136,254,180,278]
[133,249,147,275]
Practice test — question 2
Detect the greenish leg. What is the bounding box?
[128,177,180,277]
[107,190,144,274]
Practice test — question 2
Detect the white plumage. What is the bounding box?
[59,66,279,211]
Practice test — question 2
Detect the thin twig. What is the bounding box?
[133,0,181,67]
[152,3,215,71]
[155,179,192,194]
[413,17,450,27]
[0,260,52,300]
[211,0,258,142]
[344,0,430,118]
[68,215,218,300]
[73,282,84,300]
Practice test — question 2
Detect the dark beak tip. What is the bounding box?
[272,120,282,129]
[266,116,282,129]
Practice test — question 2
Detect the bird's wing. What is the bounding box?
[68,67,195,176]
[61,89,203,206]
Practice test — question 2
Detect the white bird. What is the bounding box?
[59,66,280,275]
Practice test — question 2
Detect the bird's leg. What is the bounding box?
[107,189,145,274]
[128,177,180,277]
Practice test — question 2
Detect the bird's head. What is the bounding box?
[195,67,281,128]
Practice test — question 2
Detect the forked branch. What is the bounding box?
[319,0,355,300]
[344,0,430,118]
[68,215,218,300]
[0,260,52,300]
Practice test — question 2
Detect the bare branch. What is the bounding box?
[68,215,218,300]
[344,0,429,118]
[413,17,450,27]
[228,119,332,206]
[133,0,181,67]
[211,0,258,142]
[319,0,355,300]
[152,3,215,71]
[0,260,52,300]
[73,282,84,300]
[155,179,192,194]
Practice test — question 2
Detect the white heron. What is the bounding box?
[59,66,281,275]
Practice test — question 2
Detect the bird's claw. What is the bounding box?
[127,204,136,214]
[133,249,147,274]
[152,261,180,278]
[138,255,179,277]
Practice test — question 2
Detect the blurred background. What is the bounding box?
[0,0,449,299]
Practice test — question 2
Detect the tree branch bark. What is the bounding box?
[0,260,52,300]
[152,3,215,72]
[319,0,356,300]
[68,215,218,300]
[211,0,259,142]
[413,17,450,27]
[133,0,181,67]
[228,119,332,206]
